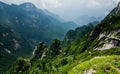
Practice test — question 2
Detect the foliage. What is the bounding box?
[0,23,32,73]
[49,39,61,56]
[8,57,31,74]
[5,1,120,74]
[63,21,97,46]
[69,55,120,74]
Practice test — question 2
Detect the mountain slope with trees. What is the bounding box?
[0,1,78,73]
[0,22,33,73]
[7,2,120,74]
[0,2,78,44]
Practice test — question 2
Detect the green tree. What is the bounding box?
[49,39,61,56]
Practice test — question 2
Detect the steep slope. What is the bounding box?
[63,21,98,45]
[8,2,120,74]
[67,2,120,73]
[89,2,120,50]
[0,23,32,73]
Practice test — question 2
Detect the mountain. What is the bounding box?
[88,2,120,51]
[0,2,77,44]
[0,23,33,73]
[68,2,120,73]
[74,15,102,26]
[0,1,79,73]
[7,2,120,74]
[61,21,78,32]
[63,21,99,46]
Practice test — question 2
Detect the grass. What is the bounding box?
[116,32,120,38]
[69,55,120,74]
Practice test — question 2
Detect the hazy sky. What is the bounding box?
[0,0,120,20]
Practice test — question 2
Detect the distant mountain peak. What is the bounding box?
[115,1,120,11]
[117,1,120,8]
[0,1,6,4]
[112,1,120,16]
[0,1,9,7]
[19,2,36,10]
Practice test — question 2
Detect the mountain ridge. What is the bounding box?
[0,1,78,73]
[0,1,78,44]
[7,2,120,74]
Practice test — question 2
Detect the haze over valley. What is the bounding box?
[0,0,120,74]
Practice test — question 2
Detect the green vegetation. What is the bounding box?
[69,55,120,74]
[0,2,78,73]
[7,13,120,73]
[7,37,120,74]
[49,39,61,56]
[116,32,120,38]
[0,23,33,73]
[63,21,97,46]
[8,57,30,74]
[101,19,120,33]
[2,1,120,74]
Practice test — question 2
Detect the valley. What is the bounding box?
[0,1,120,74]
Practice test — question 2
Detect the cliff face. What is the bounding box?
[89,2,120,51]
[31,42,47,61]
[89,2,120,40]
[94,29,120,50]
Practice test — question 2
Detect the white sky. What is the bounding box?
[0,0,120,20]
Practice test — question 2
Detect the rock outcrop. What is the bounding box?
[31,42,47,61]
[94,29,120,50]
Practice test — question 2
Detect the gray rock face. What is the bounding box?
[94,29,120,50]
[89,2,120,41]
[31,42,47,61]
[117,2,120,10]
[114,1,120,16]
